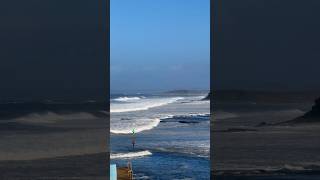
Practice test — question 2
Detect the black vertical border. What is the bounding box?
[99,0,110,177]
[107,0,110,177]
[211,0,222,178]
[106,0,110,177]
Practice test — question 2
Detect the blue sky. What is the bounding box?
[111,0,210,92]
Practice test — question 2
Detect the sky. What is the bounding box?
[0,1,107,101]
[111,0,210,93]
[213,0,320,91]
[3,0,317,102]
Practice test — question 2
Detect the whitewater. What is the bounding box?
[110,97,184,113]
[110,150,152,159]
[110,96,188,134]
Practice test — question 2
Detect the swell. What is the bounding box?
[13,111,101,124]
[0,101,107,120]
[215,163,320,176]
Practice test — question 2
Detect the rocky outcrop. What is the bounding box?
[202,92,211,101]
[302,97,320,118]
[283,97,320,124]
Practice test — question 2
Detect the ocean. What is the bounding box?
[0,100,108,178]
[110,92,210,179]
[212,98,320,179]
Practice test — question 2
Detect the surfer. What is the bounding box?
[131,128,136,150]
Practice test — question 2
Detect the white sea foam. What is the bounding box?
[195,95,208,100]
[282,164,307,171]
[113,96,143,102]
[187,113,210,116]
[110,150,152,159]
[110,95,209,134]
[111,118,160,134]
[110,97,184,113]
[184,100,210,105]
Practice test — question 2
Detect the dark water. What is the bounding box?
[214,175,320,180]
[0,101,108,178]
[213,100,320,180]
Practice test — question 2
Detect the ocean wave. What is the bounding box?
[111,118,160,134]
[14,111,99,124]
[213,109,306,122]
[110,150,152,159]
[245,109,305,117]
[183,100,210,105]
[270,109,305,115]
[151,145,210,158]
[214,111,238,120]
[113,96,144,102]
[187,95,207,101]
[110,96,208,134]
[162,113,210,119]
[160,113,210,124]
[215,163,320,176]
[110,97,184,113]
[111,112,210,134]
[134,175,150,180]
[187,113,210,117]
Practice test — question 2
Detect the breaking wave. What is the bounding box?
[113,96,144,102]
[110,150,152,159]
[110,97,184,113]
[14,111,99,124]
[214,111,238,120]
[111,118,160,134]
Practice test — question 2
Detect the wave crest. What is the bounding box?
[214,111,238,120]
[14,112,99,124]
[113,96,143,102]
[110,97,184,113]
[110,150,152,159]
[111,118,160,134]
